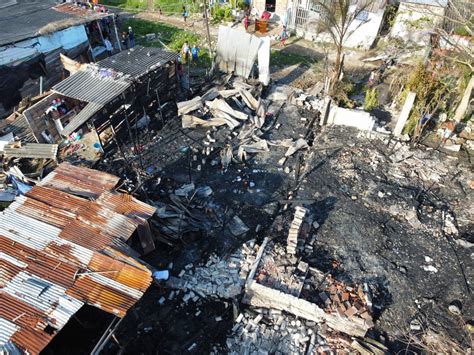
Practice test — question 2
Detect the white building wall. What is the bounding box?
[390,2,445,46]
[294,5,385,50]
[0,25,88,66]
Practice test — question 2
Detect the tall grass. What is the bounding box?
[101,0,199,15]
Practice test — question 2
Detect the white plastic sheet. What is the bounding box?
[257,36,271,85]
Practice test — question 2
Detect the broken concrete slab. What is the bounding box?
[244,281,370,337]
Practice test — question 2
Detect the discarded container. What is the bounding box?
[153,270,170,281]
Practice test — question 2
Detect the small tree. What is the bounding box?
[312,0,375,92]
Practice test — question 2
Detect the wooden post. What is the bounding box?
[96,20,105,43]
[202,0,214,63]
[112,14,122,51]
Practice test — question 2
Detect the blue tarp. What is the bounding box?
[10,176,33,195]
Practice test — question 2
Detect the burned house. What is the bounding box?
[1,46,177,162]
[0,1,122,118]
[0,162,157,354]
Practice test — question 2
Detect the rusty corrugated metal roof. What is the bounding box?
[0,163,156,354]
[39,162,120,198]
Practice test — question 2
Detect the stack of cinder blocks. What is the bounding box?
[287,206,308,254]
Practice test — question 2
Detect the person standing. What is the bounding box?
[128,26,135,48]
[104,37,113,55]
[122,31,129,49]
[181,42,190,64]
[280,26,288,46]
[191,45,200,63]
[243,15,249,32]
[182,6,188,23]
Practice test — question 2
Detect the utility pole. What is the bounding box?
[202,0,214,63]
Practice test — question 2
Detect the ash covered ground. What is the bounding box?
[95,77,473,354]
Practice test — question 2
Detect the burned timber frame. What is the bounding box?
[51,46,178,153]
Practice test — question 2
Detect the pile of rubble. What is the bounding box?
[167,239,259,300]
[255,242,308,297]
[313,276,374,328]
[227,308,322,354]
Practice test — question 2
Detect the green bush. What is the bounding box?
[212,5,234,24]
[364,88,379,112]
[169,31,199,51]
[238,0,249,10]
[331,79,355,108]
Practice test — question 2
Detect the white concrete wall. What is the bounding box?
[390,2,445,46]
[327,106,376,131]
[295,5,385,50]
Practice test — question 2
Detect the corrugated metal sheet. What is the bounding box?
[97,191,157,219]
[1,143,58,159]
[0,113,37,143]
[98,46,178,78]
[61,102,103,137]
[52,69,131,105]
[0,163,155,354]
[39,162,120,198]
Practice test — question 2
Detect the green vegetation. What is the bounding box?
[380,4,399,33]
[122,18,211,67]
[123,18,199,50]
[331,79,355,108]
[403,16,433,30]
[400,63,451,134]
[101,0,199,15]
[364,88,379,112]
[271,50,312,67]
[454,17,474,36]
[211,5,234,24]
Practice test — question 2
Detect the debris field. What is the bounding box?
[94,74,473,354]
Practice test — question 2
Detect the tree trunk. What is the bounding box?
[330,43,343,92]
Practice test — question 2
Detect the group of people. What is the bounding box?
[121,26,135,50]
[180,42,200,64]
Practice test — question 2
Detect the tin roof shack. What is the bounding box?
[53,46,178,161]
[2,46,178,164]
[0,1,121,119]
[0,162,157,354]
